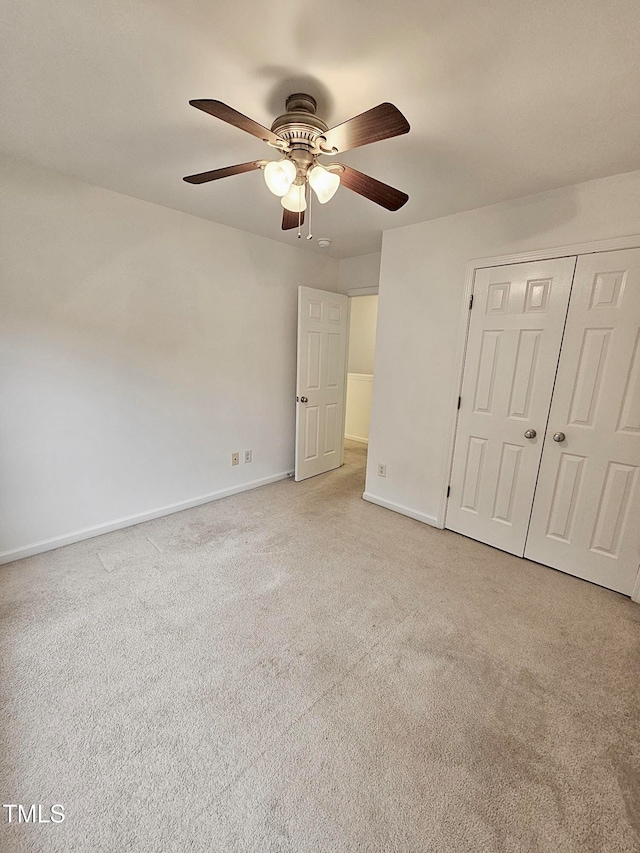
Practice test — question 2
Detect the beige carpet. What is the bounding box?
[1,441,639,852]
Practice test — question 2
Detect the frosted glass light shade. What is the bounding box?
[308,165,340,203]
[264,159,296,196]
[281,183,307,213]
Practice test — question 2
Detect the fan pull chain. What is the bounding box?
[297,200,302,239]
[307,182,313,240]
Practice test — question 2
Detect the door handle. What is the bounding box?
[552,432,566,442]
[299,396,308,403]
[524,429,537,439]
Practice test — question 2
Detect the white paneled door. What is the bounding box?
[525,249,640,595]
[447,258,576,555]
[295,287,349,482]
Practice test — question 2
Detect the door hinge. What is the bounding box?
[447,485,451,498]
[469,294,474,309]
[457,396,461,409]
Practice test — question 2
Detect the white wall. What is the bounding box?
[339,252,381,293]
[345,375,374,444]
[366,169,640,525]
[348,295,378,374]
[0,155,340,560]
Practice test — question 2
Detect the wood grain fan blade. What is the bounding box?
[337,164,409,211]
[189,99,282,146]
[282,208,305,230]
[321,103,409,153]
[183,161,262,184]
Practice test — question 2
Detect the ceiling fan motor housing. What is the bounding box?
[270,94,332,177]
[284,94,317,115]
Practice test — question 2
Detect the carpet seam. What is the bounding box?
[214,607,421,800]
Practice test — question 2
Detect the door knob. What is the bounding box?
[524,429,537,439]
[553,432,565,442]
[300,396,308,403]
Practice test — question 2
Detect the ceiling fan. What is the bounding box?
[183,93,410,235]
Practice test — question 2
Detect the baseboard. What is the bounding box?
[0,472,292,565]
[632,568,640,604]
[345,434,369,444]
[362,492,442,528]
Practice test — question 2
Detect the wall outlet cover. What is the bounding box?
[232,452,240,466]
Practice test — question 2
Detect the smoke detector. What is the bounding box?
[317,238,331,248]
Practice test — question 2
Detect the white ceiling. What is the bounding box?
[2,0,640,258]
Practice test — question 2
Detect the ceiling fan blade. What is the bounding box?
[336,164,409,211]
[282,208,305,230]
[321,103,410,154]
[189,99,282,147]
[183,161,262,184]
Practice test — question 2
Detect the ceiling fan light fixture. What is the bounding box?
[184,96,411,226]
[308,164,340,204]
[281,183,307,213]
[264,158,296,196]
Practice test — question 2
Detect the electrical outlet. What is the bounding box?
[244,450,252,463]
[378,463,387,477]
[231,452,239,466]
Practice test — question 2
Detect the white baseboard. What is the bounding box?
[345,434,369,444]
[632,568,640,604]
[0,472,292,565]
[362,492,442,528]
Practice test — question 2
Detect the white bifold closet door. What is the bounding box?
[447,258,576,555]
[524,248,640,595]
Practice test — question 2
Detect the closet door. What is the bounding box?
[447,258,576,555]
[525,248,640,595]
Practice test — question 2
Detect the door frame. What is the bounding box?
[439,233,640,602]
[346,286,379,297]
[295,285,379,478]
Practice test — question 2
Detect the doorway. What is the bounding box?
[344,294,378,462]
[294,287,378,483]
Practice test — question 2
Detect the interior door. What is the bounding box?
[446,257,576,555]
[525,248,640,594]
[295,286,349,481]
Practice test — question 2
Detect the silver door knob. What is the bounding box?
[524,429,536,439]
[553,432,565,442]
[300,396,308,403]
